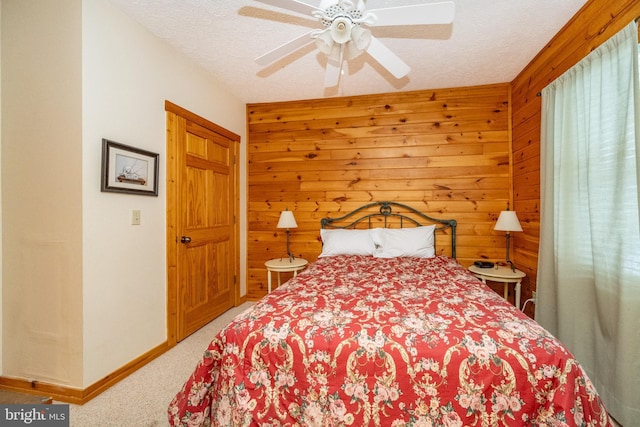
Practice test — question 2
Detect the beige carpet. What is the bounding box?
[0,390,52,404]
[62,302,253,427]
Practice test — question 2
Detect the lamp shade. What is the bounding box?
[277,210,298,229]
[494,210,523,232]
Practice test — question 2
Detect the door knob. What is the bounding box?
[180,236,192,243]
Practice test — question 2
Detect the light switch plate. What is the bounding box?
[132,210,141,225]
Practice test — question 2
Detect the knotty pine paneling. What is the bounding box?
[246,84,512,300]
[510,0,640,317]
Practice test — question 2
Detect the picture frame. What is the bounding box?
[101,139,159,196]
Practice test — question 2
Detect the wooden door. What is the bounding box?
[166,101,240,344]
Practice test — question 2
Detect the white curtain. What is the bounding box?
[538,21,640,425]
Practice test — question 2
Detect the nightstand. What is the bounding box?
[468,264,526,309]
[265,257,308,293]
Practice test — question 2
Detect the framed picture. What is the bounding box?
[101,139,159,196]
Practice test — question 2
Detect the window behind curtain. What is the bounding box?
[537,21,640,426]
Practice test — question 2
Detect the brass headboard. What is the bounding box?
[320,201,457,259]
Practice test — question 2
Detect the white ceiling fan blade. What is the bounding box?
[253,0,320,16]
[255,31,315,66]
[366,36,410,79]
[324,60,341,88]
[324,57,342,88]
[367,1,455,26]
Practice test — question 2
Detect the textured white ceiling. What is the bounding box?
[108,0,588,104]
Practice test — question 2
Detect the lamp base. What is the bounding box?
[285,230,295,262]
[505,231,516,273]
[280,253,296,262]
[504,232,516,272]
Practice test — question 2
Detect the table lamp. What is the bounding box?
[494,208,522,271]
[277,209,298,262]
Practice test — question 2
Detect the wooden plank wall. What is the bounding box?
[246,84,512,300]
[511,0,640,317]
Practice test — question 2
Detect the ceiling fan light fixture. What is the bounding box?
[330,17,353,44]
[350,25,371,51]
[315,30,335,55]
[344,41,362,60]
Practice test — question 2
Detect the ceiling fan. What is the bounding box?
[254,0,455,88]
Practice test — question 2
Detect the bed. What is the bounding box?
[168,202,612,426]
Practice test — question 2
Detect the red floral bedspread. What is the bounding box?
[168,255,611,426]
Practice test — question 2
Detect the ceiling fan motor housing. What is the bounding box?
[319,0,363,25]
[318,0,366,38]
[314,0,371,59]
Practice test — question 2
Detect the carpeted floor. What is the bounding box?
[61,302,253,427]
[0,389,52,404]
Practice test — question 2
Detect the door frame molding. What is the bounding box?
[165,100,241,346]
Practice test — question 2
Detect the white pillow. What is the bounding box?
[374,225,436,258]
[319,228,382,257]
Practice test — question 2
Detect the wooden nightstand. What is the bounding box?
[265,257,308,293]
[468,264,526,309]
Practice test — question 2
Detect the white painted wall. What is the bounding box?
[81,0,246,386]
[2,0,84,386]
[0,2,4,373]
